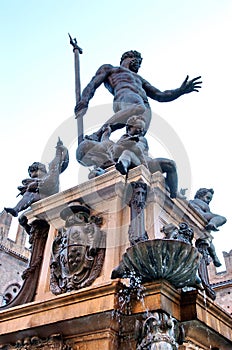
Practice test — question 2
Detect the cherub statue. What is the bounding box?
[113,116,178,198]
[77,117,179,198]
[4,138,69,217]
[189,188,227,267]
[189,188,226,231]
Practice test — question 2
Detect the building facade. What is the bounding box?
[208,250,232,316]
[0,210,30,305]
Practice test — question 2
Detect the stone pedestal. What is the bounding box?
[0,166,231,349]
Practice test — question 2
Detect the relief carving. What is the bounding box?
[135,310,184,350]
[0,334,72,350]
[127,181,148,246]
[50,202,106,294]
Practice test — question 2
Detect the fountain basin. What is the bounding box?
[111,239,202,289]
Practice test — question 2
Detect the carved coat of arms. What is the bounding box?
[50,202,106,294]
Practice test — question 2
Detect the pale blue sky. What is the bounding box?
[0,0,231,259]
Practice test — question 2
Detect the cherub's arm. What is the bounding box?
[48,138,69,175]
[17,178,39,195]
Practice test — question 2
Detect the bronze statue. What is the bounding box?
[4,138,69,217]
[189,188,227,267]
[114,116,178,198]
[77,117,178,198]
[136,311,184,350]
[75,50,202,196]
[162,222,194,245]
[75,50,202,141]
[76,125,115,171]
[189,188,227,231]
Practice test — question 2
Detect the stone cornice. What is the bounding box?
[0,243,29,262]
[181,289,232,341]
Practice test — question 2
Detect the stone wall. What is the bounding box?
[0,210,30,305]
[208,250,232,316]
